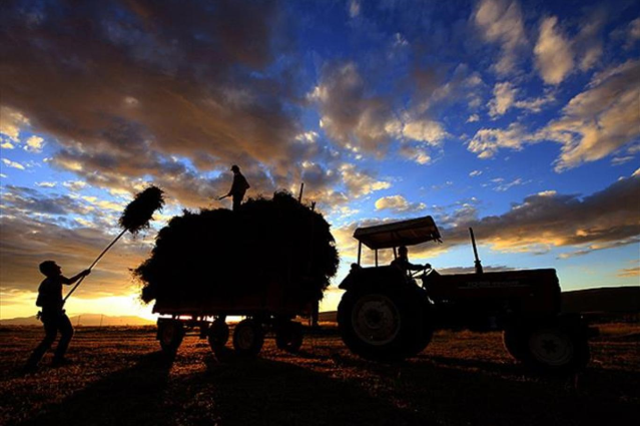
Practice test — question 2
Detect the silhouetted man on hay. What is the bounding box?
[226,165,250,211]
[23,261,90,372]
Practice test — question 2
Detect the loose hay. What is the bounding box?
[135,191,339,308]
[119,186,165,234]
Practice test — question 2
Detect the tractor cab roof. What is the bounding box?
[353,216,441,250]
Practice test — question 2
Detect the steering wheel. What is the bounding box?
[411,263,433,277]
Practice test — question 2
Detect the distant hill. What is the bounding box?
[0,314,155,326]
[562,287,640,314]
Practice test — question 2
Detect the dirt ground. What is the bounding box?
[0,323,638,426]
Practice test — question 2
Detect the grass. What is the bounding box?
[0,323,638,426]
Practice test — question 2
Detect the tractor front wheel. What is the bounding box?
[503,327,527,361]
[523,324,590,373]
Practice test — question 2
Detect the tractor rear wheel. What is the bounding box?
[233,319,265,357]
[338,286,425,361]
[158,320,184,354]
[275,321,304,353]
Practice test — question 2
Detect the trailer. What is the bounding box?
[153,278,312,357]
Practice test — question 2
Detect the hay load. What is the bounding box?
[135,191,339,310]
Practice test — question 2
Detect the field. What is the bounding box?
[1,323,638,426]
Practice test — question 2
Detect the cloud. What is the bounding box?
[63,180,88,192]
[493,177,529,192]
[400,119,447,146]
[467,114,480,123]
[2,158,25,170]
[35,181,56,188]
[442,173,640,255]
[399,145,432,165]
[474,0,527,75]
[0,1,318,207]
[617,260,639,278]
[469,170,483,177]
[534,16,574,85]
[310,62,396,153]
[543,59,640,170]
[374,195,426,213]
[24,135,44,153]
[339,163,390,198]
[468,122,530,159]
[0,213,149,297]
[573,8,607,71]
[469,60,640,168]
[0,106,29,142]
[513,91,555,113]
[348,0,360,18]
[488,82,517,117]
[624,17,640,49]
[1,140,15,149]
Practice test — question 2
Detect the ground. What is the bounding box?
[0,323,638,426]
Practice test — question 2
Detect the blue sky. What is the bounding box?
[1,0,639,319]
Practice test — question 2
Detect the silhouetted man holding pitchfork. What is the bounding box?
[23,261,90,372]
[220,165,250,211]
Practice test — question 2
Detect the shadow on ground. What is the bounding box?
[14,344,640,426]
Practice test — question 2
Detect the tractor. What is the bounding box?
[337,216,597,372]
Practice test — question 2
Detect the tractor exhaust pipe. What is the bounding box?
[469,227,484,274]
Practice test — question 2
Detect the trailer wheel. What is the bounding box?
[523,324,590,373]
[208,319,230,352]
[158,320,184,353]
[276,321,304,353]
[338,287,423,361]
[233,319,264,357]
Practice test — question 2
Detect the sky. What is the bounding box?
[1,0,639,320]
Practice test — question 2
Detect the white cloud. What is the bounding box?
[493,177,528,192]
[375,195,425,213]
[466,114,480,123]
[0,107,29,142]
[469,170,483,177]
[534,16,574,85]
[468,122,530,159]
[399,145,432,165]
[543,59,640,171]
[513,91,555,113]
[1,140,15,149]
[470,60,640,169]
[625,18,640,49]
[1,158,25,170]
[488,82,517,117]
[35,182,57,188]
[489,83,555,117]
[63,180,88,191]
[348,0,360,18]
[339,163,390,197]
[24,135,45,153]
[474,0,527,75]
[295,131,319,144]
[611,156,634,166]
[400,119,447,145]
